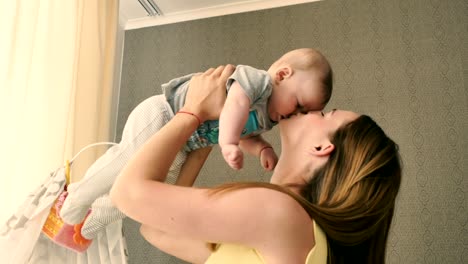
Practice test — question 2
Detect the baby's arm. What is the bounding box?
[219,81,251,170]
[240,135,278,171]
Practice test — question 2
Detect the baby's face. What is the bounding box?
[268,72,325,122]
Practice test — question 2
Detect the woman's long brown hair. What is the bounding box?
[208,115,402,263]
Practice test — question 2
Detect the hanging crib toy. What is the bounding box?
[41,160,92,253]
[41,142,117,253]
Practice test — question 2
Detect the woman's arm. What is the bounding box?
[110,65,313,261]
[110,65,232,220]
[175,147,212,186]
[140,225,211,264]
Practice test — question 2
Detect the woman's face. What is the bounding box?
[279,109,358,146]
[272,109,359,184]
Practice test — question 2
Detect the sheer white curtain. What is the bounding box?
[0,0,125,263]
[0,0,118,226]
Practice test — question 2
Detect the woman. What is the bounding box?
[110,65,401,264]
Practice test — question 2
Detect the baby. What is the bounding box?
[219,48,332,170]
[60,48,333,238]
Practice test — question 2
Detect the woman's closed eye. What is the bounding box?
[296,103,302,111]
[296,103,309,114]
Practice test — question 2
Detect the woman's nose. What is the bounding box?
[306,110,322,115]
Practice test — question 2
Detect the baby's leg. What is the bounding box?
[60,95,183,224]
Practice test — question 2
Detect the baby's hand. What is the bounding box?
[260,147,278,171]
[221,144,244,170]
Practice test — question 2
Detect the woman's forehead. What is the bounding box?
[330,110,360,127]
[337,109,359,116]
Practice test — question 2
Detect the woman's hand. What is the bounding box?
[182,65,235,122]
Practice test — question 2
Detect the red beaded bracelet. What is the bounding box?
[177,111,202,125]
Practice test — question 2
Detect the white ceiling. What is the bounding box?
[120,0,321,30]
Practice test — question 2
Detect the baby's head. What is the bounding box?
[267,48,332,121]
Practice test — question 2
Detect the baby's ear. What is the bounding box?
[275,66,293,81]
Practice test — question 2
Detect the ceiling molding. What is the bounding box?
[123,0,322,30]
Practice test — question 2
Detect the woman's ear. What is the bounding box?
[312,143,335,157]
[275,66,293,82]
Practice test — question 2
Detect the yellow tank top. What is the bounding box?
[205,221,328,264]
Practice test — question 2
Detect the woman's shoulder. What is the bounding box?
[230,186,310,218]
[220,186,314,237]
[259,186,314,233]
[249,187,311,219]
[238,187,316,262]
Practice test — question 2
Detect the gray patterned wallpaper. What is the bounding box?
[118,0,468,263]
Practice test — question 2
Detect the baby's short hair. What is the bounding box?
[273,48,333,107]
